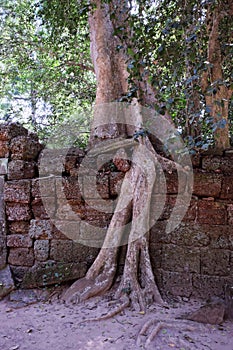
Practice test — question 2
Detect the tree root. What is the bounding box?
[77,295,130,325]
[137,318,198,348]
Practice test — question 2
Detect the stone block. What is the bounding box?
[8,221,30,235]
[31,176,56,198]
[56,176,82,200]
[0,158,8,175]
[8,248,34,266]
[10,136,42,160]
[20,260,87,288]
[202,156,221,172]
[10,266,29,285]
[161,270,193,297]
[7,234,32,248]
[200,249,230,276]
[6,203,32,221]
[50,240,73,262]
[0,123,28,141]
[56,198,83,220]
[220,176,233,199]
[53,220,80,241]
[192,275,227,298]
[4,180,31,203]
[193,172,222,197]
[0,141,9,157]
[0,236,7,269]
[34,240,49,261]
[0,265,15,299]
[161,244,200,273]
[197,200,227,225]
[29,219,53,240]
[38,149,66,176]
[32,197,55,219]
[8,160,37,180]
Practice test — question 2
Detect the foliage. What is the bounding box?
[0,0,95,143]
[0,0,232,150]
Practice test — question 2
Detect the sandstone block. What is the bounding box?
[20,260,87,288]
[197,200,227,225]
[193,172,222,197]
[0,141,9,157]
[10,136,42,160]
[29,220,53,239]
[50,240,73,262]
[7,234,32,248]
[8,248,34,266]
[201,249,230,276]
[8,160,37,180]
[34,240,49,261]
[6,203,32,221]
[31,176,56,198]
[220,176,233,199]
[32,197,55,219]
[8,221,30,235]
[0,123,28,141]
[4,180,31,203]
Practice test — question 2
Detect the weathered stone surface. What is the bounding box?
[202,156,221,171]
[201,249,230,276]
[0,141,9,158]
[8,221,30,235]
[7,234,32,248]
[0,236,7,269]
[10,136,42,160]
[8,248,34,266]
[53,220,80,241]
[34,240,49,261]
[6,203,32,221]
[50,240,73,262]
[38,149,66,176]
[197,200,227,225]
[220,176,233,199]
[20,260,87,288]
[4,180,31,203]
[10,266,29,285]
[8,160,37,180]
[160,270,193,297]
[185,300,225,324]
[193,172,222,197]
[0,265,15,299]
[56,176,82,200]
[0,123,28,141]
[31,176,56,198]
[29,220,53,240]
[225,284,233,320]
[0,158,8,175]
[192,275,227,298]
[161,245,200,273]
[32,197,55,219]
[56,198,82,220]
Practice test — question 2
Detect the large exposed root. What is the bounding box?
[62,136,171,314]
[77,295,130,325]
[137,318,199,348]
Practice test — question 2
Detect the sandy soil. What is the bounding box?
[0,290,233,350]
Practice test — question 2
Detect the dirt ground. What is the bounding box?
[0,289,233,350]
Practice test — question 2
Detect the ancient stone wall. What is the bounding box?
[0,123,233,300]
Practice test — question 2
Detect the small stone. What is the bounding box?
[185,300,225,324]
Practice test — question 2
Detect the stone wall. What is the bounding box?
[0,122,233,300]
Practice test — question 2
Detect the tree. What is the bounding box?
[61,0,192,313]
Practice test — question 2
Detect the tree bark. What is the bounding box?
[201,2,232,151]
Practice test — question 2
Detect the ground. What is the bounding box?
[0,288,233,350]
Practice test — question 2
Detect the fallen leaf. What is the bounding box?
[139,311,145,315]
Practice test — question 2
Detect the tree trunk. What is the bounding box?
[201,2,232,151]
[63,0,191,312]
